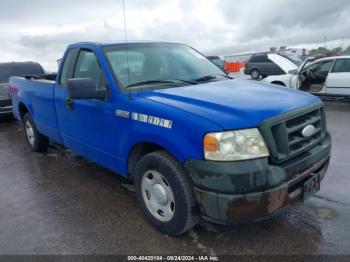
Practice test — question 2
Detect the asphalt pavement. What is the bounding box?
[0,101,349,256]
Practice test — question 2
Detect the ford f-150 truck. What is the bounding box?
[9,41,331,236]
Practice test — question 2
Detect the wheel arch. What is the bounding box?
[271,81,286,86]
[18,102,29,120]
[127,141,179,179]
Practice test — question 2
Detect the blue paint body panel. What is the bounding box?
[140,79,319,130]
[9,42,321,177]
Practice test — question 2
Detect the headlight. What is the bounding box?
[203,128,269,161]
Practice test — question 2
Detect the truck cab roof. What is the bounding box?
[69,40,182,49]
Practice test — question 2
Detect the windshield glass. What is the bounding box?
[211,59,224,67]
[103,43,224,89]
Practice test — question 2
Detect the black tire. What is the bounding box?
[23,113,49,152]
[134,151,198,236]
[251,69,261,80]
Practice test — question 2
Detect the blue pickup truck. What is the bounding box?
[9,41,331,236]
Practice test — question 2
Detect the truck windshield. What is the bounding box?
[103,43,225,89]
[208,57,224,67]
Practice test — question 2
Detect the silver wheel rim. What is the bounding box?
[25,121,35,146]
[141,170,175,222]
[252,70,259,79]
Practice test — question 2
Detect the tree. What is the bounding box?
[309,47,330,56]
[344,45,350,54]
[332,47,342,52]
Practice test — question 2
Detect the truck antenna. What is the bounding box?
[122,0,132,100]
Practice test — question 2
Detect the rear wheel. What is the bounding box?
[23,113,49,152]
[251,69,261,80]
[134,151,198,236]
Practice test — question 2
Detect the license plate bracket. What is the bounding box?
[303,173,321,200]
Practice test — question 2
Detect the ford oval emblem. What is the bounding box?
[302,125,316,138]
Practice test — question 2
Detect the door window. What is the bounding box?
[331,59,350,73]
[299,60,334,92]
[74,50,104,88]
[59,49,76,86]
[250,55,270,63]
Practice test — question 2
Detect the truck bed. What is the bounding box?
[10,75,59,141]
[24,73,57,82]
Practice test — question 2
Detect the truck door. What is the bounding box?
[54,48,119,171]
[325,58,350,96]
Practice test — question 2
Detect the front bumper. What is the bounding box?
[0,99,12,114]
[185,133,331,224]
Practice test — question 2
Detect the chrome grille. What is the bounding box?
[260,103,326,164]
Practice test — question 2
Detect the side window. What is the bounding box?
[250,55,267,63]
[319,60,334,71]
[263,56,272,63]
[250,56,259,63]
[251,55,270,63]
[303,60,334,75]
[59,49,75,85]
[74,50,103,88]
[332,59,350,73]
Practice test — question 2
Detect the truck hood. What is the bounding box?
[139,79,320,130]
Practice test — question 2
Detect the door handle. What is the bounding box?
[65,98,74,110]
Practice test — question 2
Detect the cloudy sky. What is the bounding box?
[0,0,349,71]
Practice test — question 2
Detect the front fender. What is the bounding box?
[125,131,196,165]
[113,95,223,175]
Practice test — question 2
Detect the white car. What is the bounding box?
[263,56,350,101]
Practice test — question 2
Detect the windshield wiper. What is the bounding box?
[126,80,175,88]
[126,79,198,88]
[218,74,234,79]
[192,74,233,83]
[193,75,217,82]
[170,79,198,84]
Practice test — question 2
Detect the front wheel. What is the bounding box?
[251,69,261,80]
[134,151,198,236]
[23,113,49,152]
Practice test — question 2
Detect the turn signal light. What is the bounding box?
[203,135,218,152]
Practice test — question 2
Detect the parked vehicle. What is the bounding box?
[263,56,350,101]
[206,56,226,73]
[244,53,298,80]
[262,57,316,87]
[0,62,45,117]
[9,41,331,236]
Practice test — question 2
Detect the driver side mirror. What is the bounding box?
[67,78,107,100]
